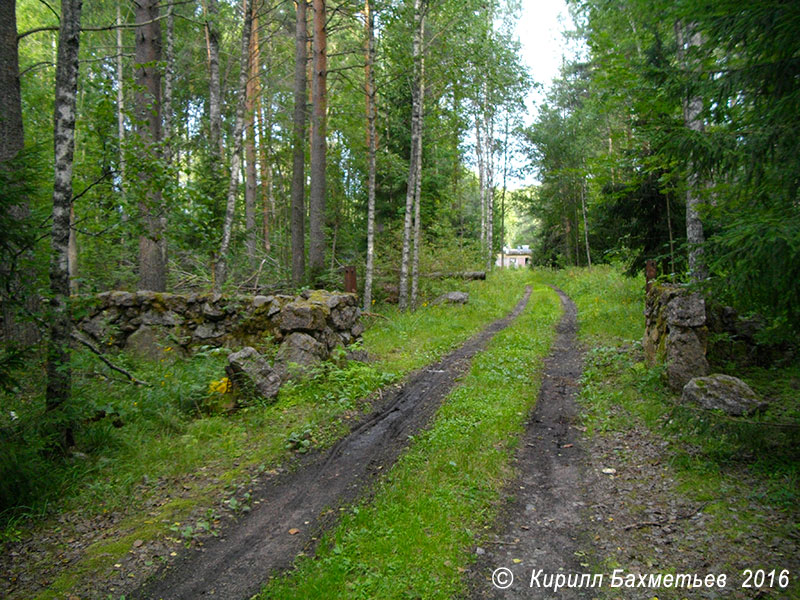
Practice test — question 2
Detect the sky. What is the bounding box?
[516,0,574,107]
[506,0,576,186]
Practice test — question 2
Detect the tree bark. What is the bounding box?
[0,1,24,163]
[581,177,591,267]
[115,1,125,194]
[134,0,166,291]
[214,0,254,293]
[399,0,425,310]
[290,0,308,286]
[244,0,260,267]
[258,81,274,254]
[409,37,425,307]
[161,0,175,267]
[47,0,83,446]
[484,108,494,272]
[676,21,707,282]
[206,0,223,161]
[362,0,377,311]
[308,0,327,283]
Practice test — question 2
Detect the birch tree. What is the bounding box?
[676,21,707,283]
[46,0,83,445]
[398,0,425,310]
[362,0,377,311]
[214,0,254,293]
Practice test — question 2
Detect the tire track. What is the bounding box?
[136,286,533,600]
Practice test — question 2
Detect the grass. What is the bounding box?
[258,281,561,599]
[550,266,800,599]
[1,269,535,599]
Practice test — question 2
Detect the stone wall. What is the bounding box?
[643,284,709,392]
[77,289,364,358]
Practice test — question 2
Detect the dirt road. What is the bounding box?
[136,287,533,600]
[468,286,588,599]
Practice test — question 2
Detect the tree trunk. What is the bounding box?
[362,0,377,311]
[308,0,327,283]
[0,1,23,163]
[47,0,82,447]
[115,1,125,196]
[258,83,274,254]
[475,114,485,248]
[290,0,307,286]
[409,37,425,308]
[581,178,591,267]
[399,0,425,310]
[134,0,166,291]
[676,21,707,282]
[214,0,254,293]
[206,0,222,161]
[244,0,260,267]
[161,0,175,267]
[484,109,494,272]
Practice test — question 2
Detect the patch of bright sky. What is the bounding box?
[506,0,580,187]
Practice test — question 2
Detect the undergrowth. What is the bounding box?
[0,269,532,599]
[555,266,799,598]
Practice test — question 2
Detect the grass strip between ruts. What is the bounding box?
[258,282,561,599]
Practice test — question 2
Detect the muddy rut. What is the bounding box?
[469,285,588,599]
[136,286,532,600]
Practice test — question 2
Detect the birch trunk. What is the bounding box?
[308,0,327,282]
[409,36,425,307]
[581,178,591,267]
[484,110,494,272]
[676,21,707,282]
[214,0,254,293]
[399,0,424,310]
[362,0,377,311]
[475,115,485,248]
[115,1,125,194]
[135,0,166,291]
[47,0,82,439]
[258,86,274,253]
[290,0,307,285]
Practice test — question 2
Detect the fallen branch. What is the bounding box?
[424,271,486,280]
[71,331,150,386]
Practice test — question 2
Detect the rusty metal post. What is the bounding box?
[344,266,357,294]
[645,260,657,294]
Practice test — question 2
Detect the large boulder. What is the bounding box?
[226,346,282,400]
[681,374,766,416]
